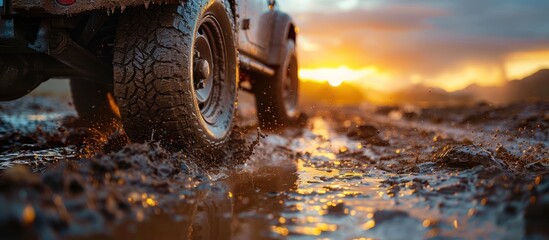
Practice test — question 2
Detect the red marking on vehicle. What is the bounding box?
[56,0,76,6]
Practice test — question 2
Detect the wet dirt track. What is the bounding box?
[0,94,548,239]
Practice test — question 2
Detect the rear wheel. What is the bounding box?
[113,1,237,155]
[69,15,119,131]
[254,39,299,129]
[69,79,119,130]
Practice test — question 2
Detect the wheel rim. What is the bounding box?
[194,15,223,125]
[283,56,298,118]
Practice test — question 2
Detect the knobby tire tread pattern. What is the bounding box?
[113,1,236,156]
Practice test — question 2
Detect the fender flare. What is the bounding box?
[267,11,297,66]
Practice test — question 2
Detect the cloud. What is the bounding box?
[278,0,549,90]
[293,4,445,33]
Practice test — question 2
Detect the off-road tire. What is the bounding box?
[113,1,237,155]
[70,79,119,130]
[69,15,120,132]
[254,39,299,129]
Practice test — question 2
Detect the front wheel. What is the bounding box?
[113,1,238,155]
[254,39,299,129]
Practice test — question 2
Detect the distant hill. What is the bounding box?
[386,69,549,105]
[299,81,365,106]
[388,84,471,106]
[299,80,470,106]
[456,69,549,103]
[299,69,548,107]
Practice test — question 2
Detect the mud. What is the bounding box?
[0,96,547,239]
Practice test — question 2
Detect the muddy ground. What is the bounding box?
[0,93,547,239]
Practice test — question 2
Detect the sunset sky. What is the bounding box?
[278,0,549,92]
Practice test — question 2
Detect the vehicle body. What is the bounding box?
[0,0,299,155]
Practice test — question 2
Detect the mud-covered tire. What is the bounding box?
[113,1,237,154]
[254,39,299,129]
[69,79,119,130]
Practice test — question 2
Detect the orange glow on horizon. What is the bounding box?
[505,50,549,80]
[297,50,549,93]
[423,64,506,92]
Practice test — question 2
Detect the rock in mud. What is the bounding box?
[375,106,400,115]
[373,210,410,224]
[438,145,506,169]
[526,162,549,172]
[347,124,389,146]
[327,202,347,215]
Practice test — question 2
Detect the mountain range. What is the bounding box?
[300,69,549,106]
[455,69,549,103]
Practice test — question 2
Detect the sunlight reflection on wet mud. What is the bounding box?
[269,117,525,239]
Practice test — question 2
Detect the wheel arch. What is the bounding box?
[266,11,297,66]
[229,0,238,30]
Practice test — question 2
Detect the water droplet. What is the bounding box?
[362,220,375,230]
[21,205,35,225]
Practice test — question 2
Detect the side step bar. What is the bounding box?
[239,55,275,77]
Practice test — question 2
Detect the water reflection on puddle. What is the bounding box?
[275,117,429,239]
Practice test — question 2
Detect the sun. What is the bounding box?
[328,79,344,87]
[299,66,378,87]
